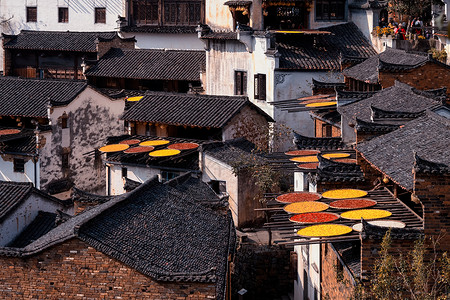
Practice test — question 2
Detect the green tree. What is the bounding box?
[355,230,450,300]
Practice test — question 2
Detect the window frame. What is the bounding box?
[254,74,266,101]
[234,70,247,96]
[26,7,37,23]
[62,153,70,170]
[58,7,69,23]
[315,0,346,21]
[13,158,25,173]
[95,7,106,24]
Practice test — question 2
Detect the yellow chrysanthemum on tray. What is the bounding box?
[149,149,181,157]
[322,189,368,199]
[305,101,337,107]
[140,140,170,146]
[99,144,130,153]
[297,224,352,237]
[340,209,392,220]
[127,96,143,102]
[284,201,329,214]
[322,153,351,159]
[289,156,319,163]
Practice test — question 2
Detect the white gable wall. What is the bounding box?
[0,192,68,246]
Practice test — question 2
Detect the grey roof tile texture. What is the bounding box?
[0,177,235,300]
[0,77,87,118]
[3,31,118,52]
[338,82,442,123]
[357,111,450,190]
[85,48,205,81]
[202,138,264,167]
[343,48,428,83]
[121,91,273,128]
[7,212,57,248]
[0,181,33,221]
[277,22,376,70]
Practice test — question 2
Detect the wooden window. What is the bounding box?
[160,171,178,182]
[61,113,68,128]
[322,124,332,137]
[14,158,25,173]
[235,71,247,95]
[133,0,158,24]
[58,7,69,23]
[95,7,106,23]
[316,0,345,21]
[164,1,202,25]
[26,7,37,22]
[62,153,70,169]
[121,167,128,178]
[254,74,266,100]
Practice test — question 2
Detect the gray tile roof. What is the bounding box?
[7,211,57,248]
[3,31,119,52]
[293,131,345,150]
[0,77,87,118]
[85,48,205,81]
[277,22,377,70]
[357,110,450,190]
[338,81,442,123]
[202,138,264,167]
[0,181,34,221]
[121,91,273,128]
[312,154,365,183]
[343,48,428,83]
[0,177,235,300]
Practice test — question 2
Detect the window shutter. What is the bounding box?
[242,71,247,95]
[259,74,266,100]
[235,71,242,95]
[254,75,259,99]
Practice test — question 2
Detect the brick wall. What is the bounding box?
[96,37,135,60]
[232,243,293,300]
[379,62,450,101]
[314,119,341,138]
[321,244,355,300]
[0,238,216,299]
[413,171,450,252]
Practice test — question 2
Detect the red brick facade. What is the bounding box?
[379,62,450,101]
[320,244,354,300]
[414,171,450,251]
[0,238,216,299]
[314,119,340,138]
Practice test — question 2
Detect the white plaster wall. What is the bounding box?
[40,87,124,194]
[121,32,204,50]
[0,156,39,187]
[341,115,356,144]
[294,171,308,192]
[205,0,234,31]
[350,9,375,42]
[201,153,239,225]
[294,243,321,300]
[0,192,67,246]
[107,163,160,195]
[0,0,123,35]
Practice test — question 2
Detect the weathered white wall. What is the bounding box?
[39,87,124,194]
[294,243,321,300]
[201,153,239,225]
[0,155,39,188]
[121,32,204,50]
[107,163,160,195]
[205,0,234,31]
[0,192,67,246]
[350,8,375,42]
[0,0,123,35]
[341,115,356,144]
[294,171,308,192]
